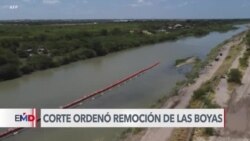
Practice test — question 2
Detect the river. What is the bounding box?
[0,25,247,141]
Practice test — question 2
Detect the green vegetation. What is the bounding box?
[189,80,220,109]
[246,30,250,46]
[228,68,242,84]
[192,81,213,101]
[204,128,215,136]
[175,58,188,66]
[185,58,203,84]
[239,51,250,68]
[0,48,20,80]
[240,31,250,68]
[0,20,237,81]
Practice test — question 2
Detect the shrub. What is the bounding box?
[27,55,54,70]
[111,28,122,35]
[0,64,20,80]
[204,128,214,136]
[100,29,108,36]
[239,51,250,68]
[228,69,242,84]
[0,48,20,80]
[20,65,34,74]
[239,57,248,68]
[193,88,207,100]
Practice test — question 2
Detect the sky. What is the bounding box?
[0,0,250,20]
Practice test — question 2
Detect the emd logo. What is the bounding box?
[15,113,35,122]
[0,109,37,128]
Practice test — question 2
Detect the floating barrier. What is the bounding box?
[0,62,160,139]
[62,62,159,108]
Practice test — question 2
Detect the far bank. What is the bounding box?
[0,20,240,82]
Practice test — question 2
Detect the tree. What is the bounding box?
[91,40,108,56]
[111,28,122,35]
[27,55,54,70]
[0,64,20,80]
[34,34,47,42]
[228,69,242,84]
[0,38,20,53]
[100,29,108,36]
[20,64,34,74]
[0,48,20,80]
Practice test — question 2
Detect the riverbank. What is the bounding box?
[192,29,250,141]
[0,20,238,82]
[120,28,247,141]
